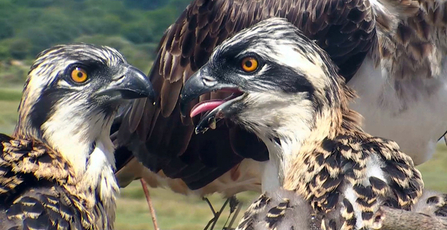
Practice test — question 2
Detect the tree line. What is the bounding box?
[0,0,190,61]
[0,0,191,85]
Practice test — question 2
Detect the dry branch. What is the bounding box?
[140,178,160,230]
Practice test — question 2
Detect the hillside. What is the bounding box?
[0,0,191,85]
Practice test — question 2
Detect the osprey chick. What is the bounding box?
[180,18,424,229]
[0,44,154,229]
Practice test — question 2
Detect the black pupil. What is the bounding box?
[245,60,252,68]
[77,71,84,78]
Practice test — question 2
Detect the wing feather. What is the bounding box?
[371,0,447,80]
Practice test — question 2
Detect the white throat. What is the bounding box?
[242,93,314,192]
[241,93,335,193]
[41,107,119,205]
[260,130,310,192]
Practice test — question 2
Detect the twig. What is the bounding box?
[140,178,160,230]
[372,206,447,230]
[203,197,218,230]
[204,198,231,230]
[226,199,243,230]
[210,198,231,230]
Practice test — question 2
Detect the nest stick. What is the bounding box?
[140,178,160,230]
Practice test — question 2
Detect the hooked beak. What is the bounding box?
[98,65,156,101]
[180,66,237,117]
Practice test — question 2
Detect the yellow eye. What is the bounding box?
[241,57,258,72]
[71,67,88,83]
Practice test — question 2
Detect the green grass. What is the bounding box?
[0,88,20,135]
[0,87,22,101]
[417,144,447,192]
[1,90,447,229]
[116,184,258,230]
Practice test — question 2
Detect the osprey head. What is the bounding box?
[180,18,343,138]
[15,44,154,163]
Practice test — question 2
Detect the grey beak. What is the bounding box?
[99,65,156,101]
[180,67,235,117]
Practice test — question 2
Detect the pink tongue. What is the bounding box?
[190,100,225,118]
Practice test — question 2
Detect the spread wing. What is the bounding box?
[115,0,377,190]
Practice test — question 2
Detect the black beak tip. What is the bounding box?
[195,121,209,134]
[194,108,220,134]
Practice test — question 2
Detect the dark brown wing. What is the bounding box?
[115,0,377,190]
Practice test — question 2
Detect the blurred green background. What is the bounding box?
[0,0,446,229]
[0,0,191,86]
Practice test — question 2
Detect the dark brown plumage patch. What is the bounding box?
[342,198,356,229]
[265,199,290,228]
[369,177,388,195]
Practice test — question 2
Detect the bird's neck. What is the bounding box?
[260,99,362,193]
[14,113,119,218]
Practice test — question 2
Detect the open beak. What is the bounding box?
[98,65,156,101]
[180,66,237,117]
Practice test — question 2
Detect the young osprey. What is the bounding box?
[114,0,447,199]
[180,17,424,229]
[0,44,154,229]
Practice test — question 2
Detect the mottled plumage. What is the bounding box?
[179,18,424,229]
[0,44,154,230]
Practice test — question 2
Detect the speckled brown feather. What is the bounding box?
[0,134,112,230]
[116,0,376,192]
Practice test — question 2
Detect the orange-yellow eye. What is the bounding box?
[241,57,258,72]
[71,67,88,83]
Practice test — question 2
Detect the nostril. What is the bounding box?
[202,77,216,86]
